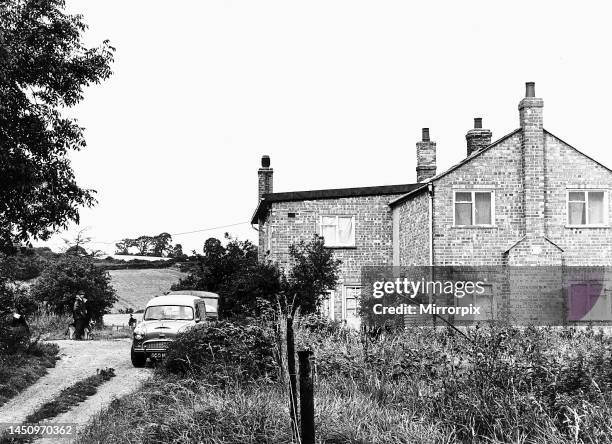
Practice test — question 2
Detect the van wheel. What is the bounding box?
[131,346,146,367]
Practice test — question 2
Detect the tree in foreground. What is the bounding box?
[283,235,341,315]
[31,255,117,322]
[0,0,114,251]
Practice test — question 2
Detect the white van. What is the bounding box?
[130,290,218,367]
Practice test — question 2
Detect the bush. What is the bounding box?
[283,235,341,315]
[295,312,345,336]
[0,250,49,280]
[172,236,282,318]
[0,276,36,354]
[31,255,117,322]
[173,235,341,319]
[164,320,280,385]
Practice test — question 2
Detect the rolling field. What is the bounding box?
[108,268,186,313]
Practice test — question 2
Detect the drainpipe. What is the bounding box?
[428,182,434,266]
[427,181,435,326]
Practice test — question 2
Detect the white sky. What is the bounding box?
[39,0,612,254]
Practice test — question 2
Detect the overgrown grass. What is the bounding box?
[77,320,612,443]
[0,342,59,408]
[29,309,132,340]
[28,309,72,339]
[79,375,445,444]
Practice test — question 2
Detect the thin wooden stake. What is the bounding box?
[286,316,299,442]
[298,350,315,444]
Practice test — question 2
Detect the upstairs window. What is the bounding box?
[320,216,355,247]
[454,191,494,226]
[567,191,607,226]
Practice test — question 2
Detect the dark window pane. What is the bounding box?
[455,192,472,202]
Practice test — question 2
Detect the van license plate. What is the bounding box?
[150,352,165,359]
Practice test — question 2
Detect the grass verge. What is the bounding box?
[0,342,60,408]
[25,368,116,423]
[78,375,445,444]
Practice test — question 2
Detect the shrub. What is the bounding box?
[0,276,36,354]
[283,235,341,315]
[295,312,345,336]
[172,235,341,319]
[0,250,48,280]
[31,255,117,322]
[172,235,282,318]
[164,320,280,385]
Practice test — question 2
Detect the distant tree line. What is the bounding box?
[115,233,185,258]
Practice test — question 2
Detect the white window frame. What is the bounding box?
[319,215,356,247]
[453,190,495,227]
[342,285,361,320]
[566,189,609,228]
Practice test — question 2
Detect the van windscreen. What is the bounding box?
[144,305,193,321]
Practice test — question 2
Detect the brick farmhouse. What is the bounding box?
[252,83,612,326]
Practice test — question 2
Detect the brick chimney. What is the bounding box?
[465,117,492,156]
[258,155,273,201]
[416,128,436,182]
[518,82,545,236]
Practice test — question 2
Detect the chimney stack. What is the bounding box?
[519,82,543,130]
[416,128,436,182]
[518,82,545,237]
[465,117,492,156]
[258,155,273,201]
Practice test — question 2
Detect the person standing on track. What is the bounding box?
[73,293,89,340]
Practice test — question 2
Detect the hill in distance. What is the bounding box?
[108,267,187,313]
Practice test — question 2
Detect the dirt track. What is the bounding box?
[0,339,151,443]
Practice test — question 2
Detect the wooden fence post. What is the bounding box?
[286,316,299,442]
[298,350,315,444]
